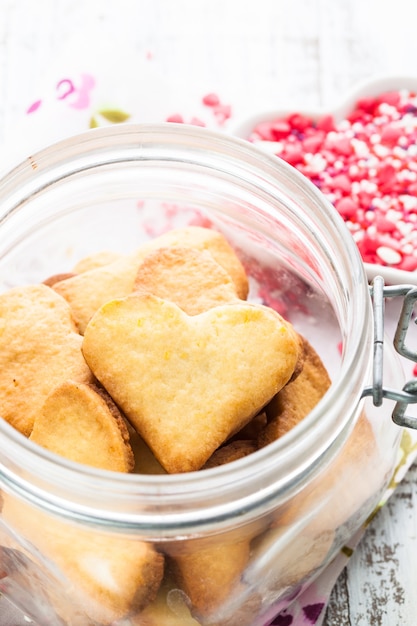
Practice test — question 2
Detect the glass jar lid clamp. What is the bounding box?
[364,276,417,429]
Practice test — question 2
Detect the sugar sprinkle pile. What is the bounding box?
[247,89,417,271]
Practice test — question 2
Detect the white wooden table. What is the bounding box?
[1,1,417,624]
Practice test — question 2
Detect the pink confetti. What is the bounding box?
[202,92,221,107]
[190,117,206,127]
[166,113,184,123]
[26,99,42,114]
[247,89,417,269]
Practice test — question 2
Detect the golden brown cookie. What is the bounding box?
[229,411,267,443]
[2,494,164,624]
[73,250,123,273]
[258,335,331,446]
[29,380,134,473]
[43,272,77,287]
[128,425,167,475]
[133,246,239,315]
[176,442,260,621]
[53,226,248,334]
[141,226,248,300]
[82,294,300,473]
[202,440,257,469]
[171,539,251,619]
[0,284,93,436]
[53,253,144,334]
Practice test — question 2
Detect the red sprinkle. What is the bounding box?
[269,120,292,140]
[379,90,401,107]
[202,93,221,107]
[213,103,232,124]
[399,255,417,271]
[316,114,336,133]
[380,124,402,146]
[335,197,358,219]
[247,88,417,269]
[190,117,206,127]
[374,216,397,233]
[282,144,304,166]
[166,113,184,123]
[288,113,313,131]
[330,173,352,194]
[302,134,324,154]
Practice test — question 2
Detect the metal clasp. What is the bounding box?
[362,276,417,429]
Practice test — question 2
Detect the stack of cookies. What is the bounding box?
[0,226,338,625]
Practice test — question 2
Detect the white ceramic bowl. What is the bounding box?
[230,75,417,286]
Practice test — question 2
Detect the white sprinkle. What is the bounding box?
[308,153,328,173]
[367,155,380,169]
[397,169,417,181]
[390,157,403,170]
[400,195,417,210]
[373,144,390,158]
[352,122,365,133]
[352,139,369,157]
[405,116,417,128]
[353,230,364,242]
[393,146,407,159]
[372,197,389,209]
[396,220,414,236]
[387,208,404,221]
[359,179,378,193]
[408,158,417,170]
[338,120,351,131]
[379,104,397,116]
[376,246,402,265]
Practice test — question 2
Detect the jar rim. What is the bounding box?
[0,123,371,531]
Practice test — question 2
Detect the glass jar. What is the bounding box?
[0,124,405,626]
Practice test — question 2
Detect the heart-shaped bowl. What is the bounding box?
[230,75,417,286]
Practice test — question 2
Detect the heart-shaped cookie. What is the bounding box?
[0,284,93,436]
[82,294,299,473]
[29,380,134,473]
[133,246,240,315]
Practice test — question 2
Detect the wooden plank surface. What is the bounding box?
[1,1,417,624]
